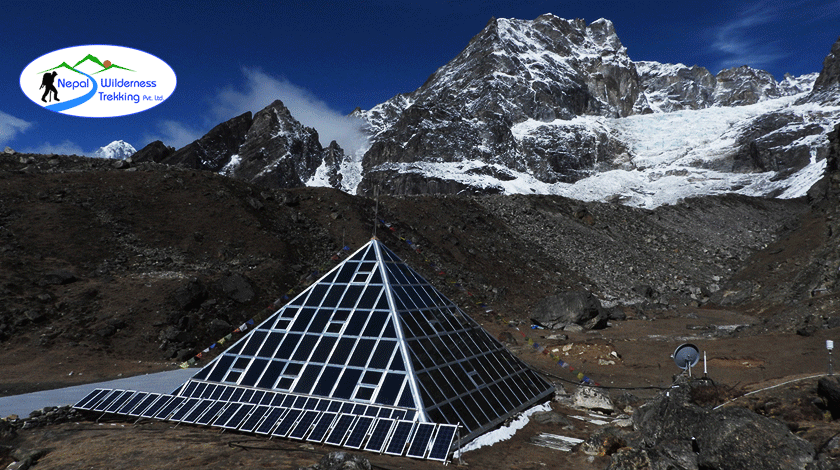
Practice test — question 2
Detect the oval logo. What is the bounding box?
[19,44,176,118]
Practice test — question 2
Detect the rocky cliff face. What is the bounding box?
[802,36,840,105]
[134,100,345,189]
[357,15,642,195]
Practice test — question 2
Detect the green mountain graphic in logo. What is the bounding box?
[39,53,135,75]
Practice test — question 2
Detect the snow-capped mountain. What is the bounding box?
[353,14,840,205]
[133,15,840,208]
[92,140,136,160]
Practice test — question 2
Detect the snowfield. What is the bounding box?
[361,93,839,208]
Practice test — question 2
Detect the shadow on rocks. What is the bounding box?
[608,375,817,470]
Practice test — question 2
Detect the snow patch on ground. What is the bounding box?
[453,402,552,457]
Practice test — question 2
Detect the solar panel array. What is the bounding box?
[74,387,458,461]
[184,239,553,443]
[73,239,553,461]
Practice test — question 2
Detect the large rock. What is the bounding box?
[573,385,615,413]
[622,378,815,470]
[217,272,255,303]
[173,277,208,311]
[695,406,814,470]
[531,290,608,330]
[818,376,840,418]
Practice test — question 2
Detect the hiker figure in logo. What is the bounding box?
[40,71,59,102]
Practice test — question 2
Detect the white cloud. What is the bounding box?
[210,68,370,155]
[711,0,840,73]
[0,110,33,148]
[711,3,786,72]
[143,120,206,149]
[21,140,87,156]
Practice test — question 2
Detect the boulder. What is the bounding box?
[173,278,207,310]
[531,290,608,330]
[573,386,614,413]
[817,376,840,418]
[695,406,814,470]
[217,272,255,303]
[624,378,815,470]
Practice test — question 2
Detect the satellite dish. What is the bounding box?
[672,343,700,371]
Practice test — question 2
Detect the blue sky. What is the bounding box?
[3,0,838,156]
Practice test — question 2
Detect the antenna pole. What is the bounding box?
[373,185,380,239]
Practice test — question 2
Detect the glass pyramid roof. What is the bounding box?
[185,239,553,440]
[76,239,554,459]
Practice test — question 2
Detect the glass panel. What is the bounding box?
[291,335,318,362]
[389,350,406,371]
[306,311,330,334]
[257,332,283,358]
[398,385,415,408]
[207,356,235,382]
[289,310,313,332]
[310,336,337,363]
[355,286,381,310]
[292,364,323,394]
[368,340,396,369]
[362,312,388,337]
[361,370,382,385]
[312,366,341,396]
[283,362,302,376]
[329,338,356,365]
[382,319,397,338]
[256,361,284,389]
[322,285,346,308]
[344,311,369,336]
[335,262,357,283]
[355,386,374,400]
[375,373,404,406]
[241,330,268,356]
[276,333,302,359]
[224,370,241,383]
[240,358,269,386]
[349,339,375,367]
[339,285,363,309]
[369,268,383,285]
[333,369,363,399]
[303,285,328,307]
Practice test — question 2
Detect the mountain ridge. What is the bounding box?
[133,16,839,207]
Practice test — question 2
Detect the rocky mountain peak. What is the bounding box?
[133,99,344,190]
[808,36,840,105]
[713,65,781,106]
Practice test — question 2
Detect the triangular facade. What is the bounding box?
[75,239,553,460]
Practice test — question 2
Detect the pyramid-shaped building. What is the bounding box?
[75,239,554,461]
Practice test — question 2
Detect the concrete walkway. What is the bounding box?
[0,368,197,418]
